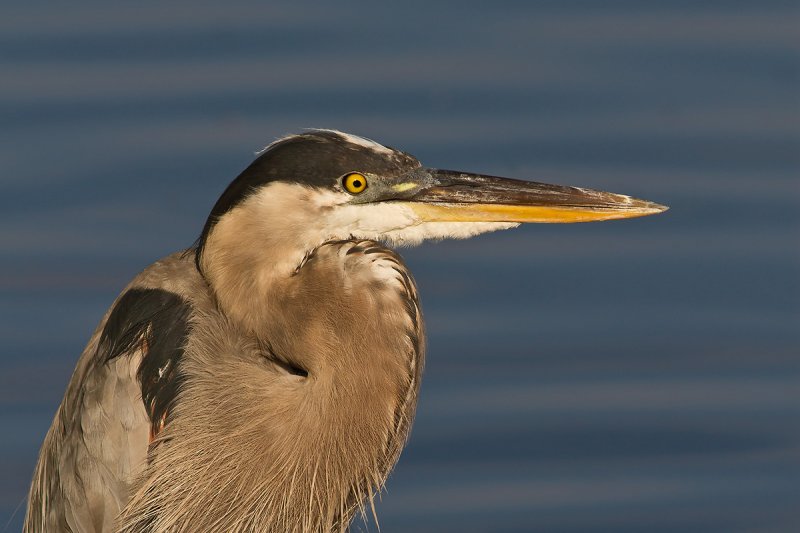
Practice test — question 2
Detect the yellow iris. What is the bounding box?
[342,173,367,194]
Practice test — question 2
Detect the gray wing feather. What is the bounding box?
[25,253,200,533]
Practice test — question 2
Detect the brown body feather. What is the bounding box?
[27,242,423,532]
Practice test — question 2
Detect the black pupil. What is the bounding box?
[352,179,362,188]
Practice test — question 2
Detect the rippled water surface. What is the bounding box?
[2,1,798,531]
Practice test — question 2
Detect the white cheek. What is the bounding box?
[382,221,520,246]
[310,190,521,246]
[323,202,420,237]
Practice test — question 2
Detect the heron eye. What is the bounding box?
[342,173,367,194]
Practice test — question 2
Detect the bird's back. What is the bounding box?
[25,252,208,533]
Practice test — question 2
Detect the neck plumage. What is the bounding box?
[121,202,424,532]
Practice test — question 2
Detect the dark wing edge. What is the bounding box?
[24,287,194,533]
[98,287,192,442]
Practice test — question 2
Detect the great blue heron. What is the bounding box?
[25,130,666,532]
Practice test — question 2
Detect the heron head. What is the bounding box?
[196,129,667,276]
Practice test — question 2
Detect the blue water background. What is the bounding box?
[1,1,798,531]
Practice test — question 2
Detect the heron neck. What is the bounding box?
[199,184,343,335]
[122,241,423,531]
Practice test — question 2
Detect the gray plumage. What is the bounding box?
[25,130,666,532]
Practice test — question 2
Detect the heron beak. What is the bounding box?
[402,169,668,223]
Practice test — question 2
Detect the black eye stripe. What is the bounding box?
[195,130,421,269]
